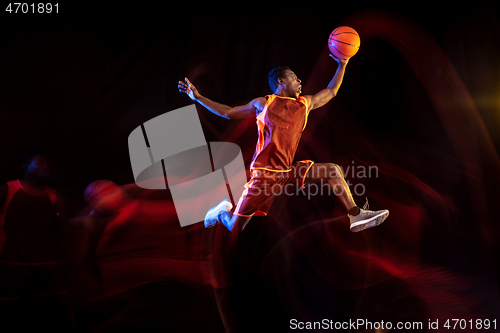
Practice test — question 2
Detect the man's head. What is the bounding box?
[268,66,302,98]
[21,153,52,182]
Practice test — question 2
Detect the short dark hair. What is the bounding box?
[268,66,290,93]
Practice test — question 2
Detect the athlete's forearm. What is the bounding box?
[309,61,348,110]
[195,95,232,119]
[326,61,347,95]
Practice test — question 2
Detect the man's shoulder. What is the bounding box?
[252,96,267,107]
[250,96,267,113]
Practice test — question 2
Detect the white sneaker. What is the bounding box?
[204,199,233,228]
[349,198,389,232]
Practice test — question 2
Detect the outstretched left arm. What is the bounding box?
[304,55,349,111]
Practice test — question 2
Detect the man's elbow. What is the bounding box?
[320,93,337,109]
[218,107,233,119]
[322,91,337,106]
[225,107,253,120]
[224,108,237,119]
[329,87,338,98]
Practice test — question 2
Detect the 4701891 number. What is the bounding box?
[443,319,497,330]
[6,3,58,13]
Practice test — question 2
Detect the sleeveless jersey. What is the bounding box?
[250,95,310,171]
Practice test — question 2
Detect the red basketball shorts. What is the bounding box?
[233,160,314,217]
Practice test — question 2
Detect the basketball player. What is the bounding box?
[178,55,389,232]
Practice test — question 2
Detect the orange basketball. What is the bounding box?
[84,180,116,203]
[328,26,360,60]
[84,180,122,210]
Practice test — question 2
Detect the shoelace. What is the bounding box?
[363,197,369,210]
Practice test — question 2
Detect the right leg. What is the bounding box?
[205,169,276,232]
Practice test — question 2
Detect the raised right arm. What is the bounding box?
[178,77,265,119]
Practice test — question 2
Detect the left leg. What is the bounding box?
[204,201,260,232]
[221,211,252,232]
[303,162,389,232]
[304,163,359,214]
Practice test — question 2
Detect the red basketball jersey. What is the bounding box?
[250,94,310,171]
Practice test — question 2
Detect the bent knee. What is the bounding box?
[309,163,343,180]
[326,163,343,178]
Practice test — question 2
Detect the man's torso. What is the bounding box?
[250,95,310,171]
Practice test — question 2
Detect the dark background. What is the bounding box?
[0,1,499,332]
[1,1,499,186]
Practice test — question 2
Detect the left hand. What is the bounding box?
[329,54,349,65]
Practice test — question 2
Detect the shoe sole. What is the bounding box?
[204,200,232,228]
[350,210,389,233]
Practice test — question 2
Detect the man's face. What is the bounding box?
[25,155,51,181]
[279,70,302,98]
